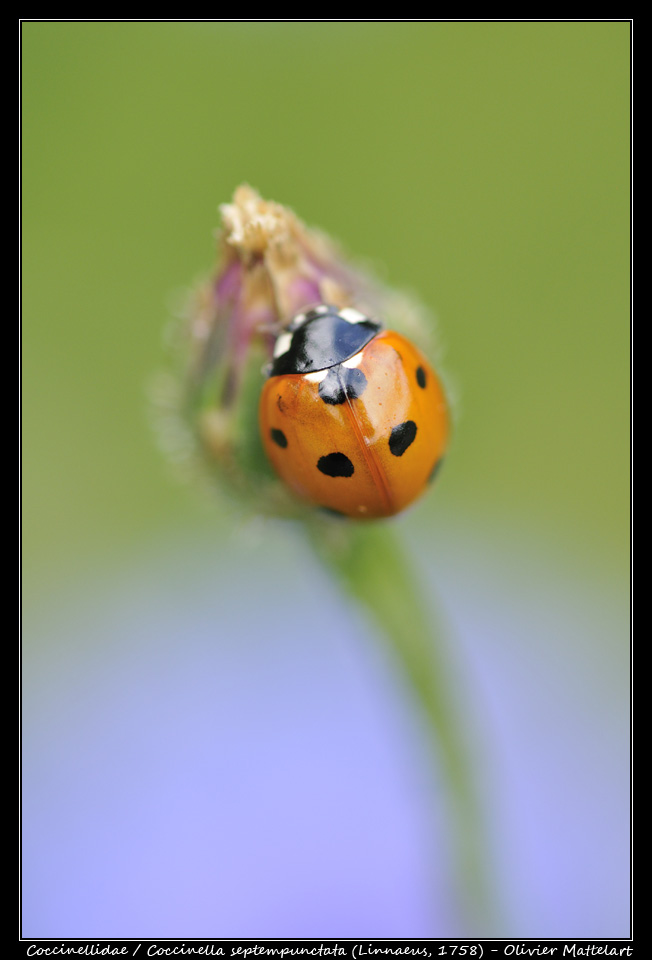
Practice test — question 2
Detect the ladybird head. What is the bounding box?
[270,304,382,377]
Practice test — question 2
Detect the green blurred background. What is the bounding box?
[22,21,629,604]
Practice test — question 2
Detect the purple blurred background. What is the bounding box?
[22,520,629,939]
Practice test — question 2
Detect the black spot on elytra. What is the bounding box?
[416,366,427,389]
[270,428,288,449]
[318,366,368,405]
[428,457,444,484]
[389,420,417,457]
[317,452,355,478]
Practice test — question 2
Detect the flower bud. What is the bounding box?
[159,185,444,518]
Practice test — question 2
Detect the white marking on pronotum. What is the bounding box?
[304,369,328,383]
[273,332,293,358]
[313,304,330,315]
[339,307,368,324]
[342,351,364,369]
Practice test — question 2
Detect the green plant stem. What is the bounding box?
[307,518,496,932]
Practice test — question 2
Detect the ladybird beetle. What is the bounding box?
[259,304,449,518]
